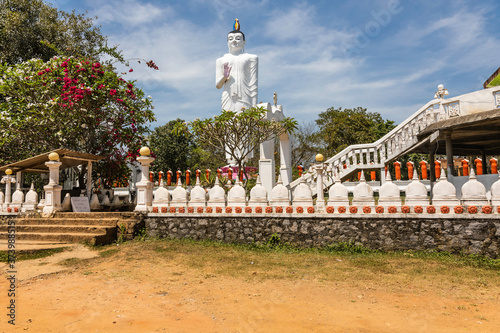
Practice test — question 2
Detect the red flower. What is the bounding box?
[225,207,232,213]
[307,206,315,213]
[388,206,397,214]
[255,206,263,213]
[265,206,273,213]
[426,205,436,214]
[129,68,133,72]
[178,207,185,213]
[375,206,384,213]
[338,206,346,214]
[482,205,492,214]
[296,206,304,213]
[187,207,194,213]
[206,207,213,213]
[414,206,423,214]
[275,206,283,213]
[467,206,478,214]
[440,206,450,214]
[245,207,252,213]
[326,206,334,214]
[110,89,117,96]
[235,207,242,213]
[363,206,371,214]
[197,206,204,213]
[349,206,358,214]
[454,205,464,214]
[401,205,410,213]
[152,207,158,213]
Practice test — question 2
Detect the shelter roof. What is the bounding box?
[0,149,104,174]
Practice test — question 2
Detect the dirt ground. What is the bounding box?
[1,243,499,333]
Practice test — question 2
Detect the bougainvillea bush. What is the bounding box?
[0,57,156,187]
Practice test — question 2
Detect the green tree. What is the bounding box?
[174,107,297,186]
[0,56,155,188]
[315,107,395,157]
[0,0,112,65]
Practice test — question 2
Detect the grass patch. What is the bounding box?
[0,247,68,263]
[99,248,120,258]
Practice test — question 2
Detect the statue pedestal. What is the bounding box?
[43,183,62,213]
[135,155,155,212]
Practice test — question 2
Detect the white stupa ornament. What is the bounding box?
[404,169,429,207]
[23,182,39,211]
[189,175,207,207]
[170,177,188,207]
[432,167,459,207]
[248,175,268,207]
[352,172,375,208]
[378,172,402,208]
[461,167,488,207]
[292,175,313,207]
[489,172,500,208]
[327,170,349,208]
[269,174,290,206]
[153,176,171,208]
[227,179,246,207]
[208,176,226,208]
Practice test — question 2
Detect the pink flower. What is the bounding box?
[61,61,68,67]
[110,89,117,96]
[129,68,133,72]
[117,99,124,102]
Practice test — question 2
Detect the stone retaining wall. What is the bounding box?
[146,214,500,258]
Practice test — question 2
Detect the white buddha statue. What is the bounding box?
[216,19,258,112]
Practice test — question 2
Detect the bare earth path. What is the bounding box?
[1,241,499,332]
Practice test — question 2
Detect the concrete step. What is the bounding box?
[7,218,118,226]
[0,231,111,245]
[0,224,114,234]
[0,240,73,251]
[51,212,138,219]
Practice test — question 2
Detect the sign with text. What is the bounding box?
[71,197,91,212]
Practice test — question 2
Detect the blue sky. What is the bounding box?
[52,0,500,127]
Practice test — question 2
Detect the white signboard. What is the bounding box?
[71,197,91,212]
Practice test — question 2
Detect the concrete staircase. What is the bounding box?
[0,212,140,247]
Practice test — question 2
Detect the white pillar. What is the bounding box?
[259,138,275,194]
[1,170,16,210]
[135,147,155,212]
[314,154,326,212]
[43,153,63,214]
[87,161,92,199]
[279,132,292,188]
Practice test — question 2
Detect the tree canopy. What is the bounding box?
[0,0,111,65]
[173,107,297,184]
[0,56,155,187]
[315,107,395,157]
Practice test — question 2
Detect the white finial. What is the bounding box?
[214,176,220,186]
[434,84,449,99]
[470,167,476,179]
[359,171,366,182]
[277,174,283,185]
[413,168,419,180]
[30,182,35,190]
[386,171,392,182]
[176,177,182,186]
[439,166,446,180]
[196,174,201,186]
[256,175,262,185]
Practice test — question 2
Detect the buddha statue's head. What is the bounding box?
[227,19,245,54]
